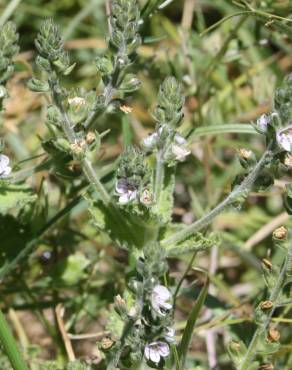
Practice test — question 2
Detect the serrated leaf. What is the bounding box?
[159,224,219,256]
[0,183,36,215]
[85,192,145,248]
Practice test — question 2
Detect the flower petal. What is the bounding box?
[0,154,10,170]
[149,348,160,363]
[157,342,170,357]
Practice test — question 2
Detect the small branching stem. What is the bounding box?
[239,241,292,370]
[161,147,272,248]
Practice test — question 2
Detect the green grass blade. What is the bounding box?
[191,124,259,139]
[178,279,209,369]
[0,309,29,370]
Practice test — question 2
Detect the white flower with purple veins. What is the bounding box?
[257,114,270,132]
[0,154,12,179]
[276,125,292,152]
[151,285,172,316]
[115,178,137,205]
[144,341,170,364]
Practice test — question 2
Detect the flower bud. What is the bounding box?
[238,148,256,169]
[273,226,288,240]
[100,337,115,351]
[86,132,95,145]
[262,258,272,270]
[267,327,280,342]
[119,74,140,92]
[70,141,86,159]
[96,55,113,76]
[259,300,274,310]
[27,78,50,93]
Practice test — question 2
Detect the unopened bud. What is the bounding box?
[273,226,288,240]
[259,300,274,310]
[86,132,95,145]
[70,140,86,159]
[284,153,292,167]
[239,148,252,160]
[267,327,280,342]
[238,148,256,168]
[68,96,86,110]
[120,105,132,114]
[140,189,153,206]
[101,337,115,351]
[262,258,272,270]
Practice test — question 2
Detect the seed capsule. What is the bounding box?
[267,327,280,342]
[273,226,288,240]
[259,300,274,310]
[262,258,272,270]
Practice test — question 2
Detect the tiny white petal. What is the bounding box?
[0,154,10,169]
[174,133,187,145]
[2,166,11,177]
[149,348,160,363]
[158,342,170,357]
[257,114,270,132]
[0,154,11,178]
[119,193,131,204]
[143,133,158,149]
[171,144,191,161]
[144,345,151,360]
[276,126,292,152]
[116,178,128,194]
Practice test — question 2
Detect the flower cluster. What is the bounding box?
[114,147,151,205]
[256,75,292,153]
[143,128,190,162]
[143,284,175,366]
[0,22,19,111]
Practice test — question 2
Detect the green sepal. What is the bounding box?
[27,78,50,92]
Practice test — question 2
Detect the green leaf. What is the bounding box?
[160,224,219,256]
[178,279,209,369]
[58,252,90,286]
[0,183,36,215]
[191,124,258,139]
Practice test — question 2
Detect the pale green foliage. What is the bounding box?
[0,184,36,215]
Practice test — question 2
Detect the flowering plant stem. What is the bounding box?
[50,81,139,246]
[239,241,292,370]
[0,309,29,370]
[161,146,272,248]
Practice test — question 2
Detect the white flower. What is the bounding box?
[115,178,137,204]
[171,144,191,161]
[174,132,187,145]
[151,285,172,316]
[144,341,170,364]
[276,125,292,152]
[257,114,270,132]
[0,154,12,179]
[142,132,158,150]
[164,327,175,343]
[68,96,86,110]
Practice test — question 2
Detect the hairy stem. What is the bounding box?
[239,241,292,370]
[161,147,272,247]
[154,151,165,205]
